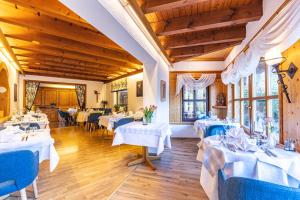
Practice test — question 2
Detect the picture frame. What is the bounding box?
[14,83,17,102]
[136,80,143,97]
[160,80,166,102]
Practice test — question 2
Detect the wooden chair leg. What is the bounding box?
[20,188,27,200]
[32,178,38,199]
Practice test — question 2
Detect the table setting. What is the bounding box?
[4,112,49,129]
[194,117,240,138]
[197,127,300,200]
[0,126,59,172]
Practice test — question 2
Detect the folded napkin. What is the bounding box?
[227,128,244,138]
[235,135,259,152]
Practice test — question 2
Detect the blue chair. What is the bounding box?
[204,125,234,138]
[57,110,72,125]
[87,112,103,131]
[218,170,300,200]
[113,117,134,130]
[199,115,209,120]
[0,150,39,200]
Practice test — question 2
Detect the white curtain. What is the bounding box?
[222,0,300,84]
[176,73,216,95]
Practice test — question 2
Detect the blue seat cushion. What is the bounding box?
[0,180,17,196]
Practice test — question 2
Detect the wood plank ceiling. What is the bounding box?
[0,0,143,82]
[131,0,263,62]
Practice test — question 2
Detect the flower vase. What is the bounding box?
[267,133,277,149]
[144,115,152,124]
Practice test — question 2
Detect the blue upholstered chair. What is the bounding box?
[87,112,103,131]
[113,117,134,130]
[204,125,234,138]
[0,150,39,200]
[57,110,72,125]
[218,170,300,200]
[199,115,209,120]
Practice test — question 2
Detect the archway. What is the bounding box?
[0,62,10,117]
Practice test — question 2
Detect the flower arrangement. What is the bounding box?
[143,105,157,124]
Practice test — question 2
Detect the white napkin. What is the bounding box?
[227,128,244,138]
[236,135,259,152]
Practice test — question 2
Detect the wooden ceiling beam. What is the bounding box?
[15,54,131,73]
[5,32,141,65]
[20,60,125,75]
[11,45,139,70]
[3,0,95,31]
[23,69,108,81]
[143,0,208,14]
[106,69,143,83]
[154,1,262,36]
[0,1,123,51]
[163,26,246,49]
[170,41,241,58]
[22,64,114,78]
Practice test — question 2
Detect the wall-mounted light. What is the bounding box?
[0,86,7,93]
[263,51,298,103]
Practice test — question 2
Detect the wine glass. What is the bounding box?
[20,122,30,133]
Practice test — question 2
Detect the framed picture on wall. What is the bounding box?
[14,83,17,102]
[160,80,166,102]
[136,81,143,97]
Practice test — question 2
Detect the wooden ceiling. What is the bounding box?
[131,0,263,63]
[0,0,143,82]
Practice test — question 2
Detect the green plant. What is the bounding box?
[143,105,157,123]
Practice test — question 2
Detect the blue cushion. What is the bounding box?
[204,125,234,138]
[0,150,39,196]
[88,113,102,123]
[114,118,134,130]
[218,170,300,200]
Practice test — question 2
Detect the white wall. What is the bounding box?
[172,61,224,71]
[19,75,105,108]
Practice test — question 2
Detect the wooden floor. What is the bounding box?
[10,127,208,200]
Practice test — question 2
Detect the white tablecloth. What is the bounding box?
[194,119,240,138]
[99,114,129,131]
[0,127,59,172]
[4,113,49,129]
[197,136,300,200]
[112,122,172,155]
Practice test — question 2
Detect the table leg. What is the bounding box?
[127,146,159,170]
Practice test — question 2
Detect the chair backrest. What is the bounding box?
[0,150,39,195]
[57,110,70,119]
[218,170,300,200]
[114,117,134,130]
[88,112,102,123]
[104,108,112,115]
[204,125,234,138]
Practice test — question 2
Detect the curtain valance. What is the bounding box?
[222,0,300,84]
[176,73,216,95]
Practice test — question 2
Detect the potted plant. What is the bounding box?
[114,104,120,112]
[143,105,157,124]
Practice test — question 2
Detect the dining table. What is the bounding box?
[112,121,172,170]
[197,134,300,200]
[4,113,50,129]
[99,114,130,131]
[194,118,240,138]
[0,126,59,172]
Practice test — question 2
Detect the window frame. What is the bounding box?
[181,87,209,122]
[228,63,280,141]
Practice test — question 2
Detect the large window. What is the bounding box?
[229,62,280,141]
[182,87,208,122]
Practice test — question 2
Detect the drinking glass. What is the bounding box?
[20,122,30,133]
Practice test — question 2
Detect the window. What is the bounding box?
[231,62,280,141]
[182,87,208,122]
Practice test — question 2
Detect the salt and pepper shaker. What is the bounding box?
[284,138,296,151]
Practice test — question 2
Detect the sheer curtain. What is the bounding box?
[25,81,40,111]
[176,73,216,95]
[75,85,86,110]
[222,0,300,84]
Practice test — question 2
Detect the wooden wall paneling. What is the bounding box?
[44,88,57,106]
[169,73,182,123]
[57,90,71,108]
[281,39,300,150]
